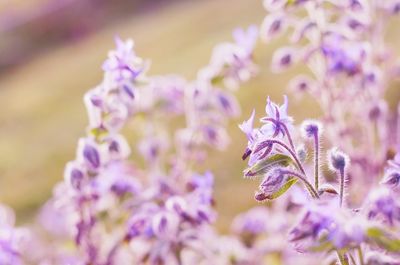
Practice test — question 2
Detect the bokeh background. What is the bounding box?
[2,0,398,230]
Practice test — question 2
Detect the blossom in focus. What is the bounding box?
[260,95,293,138]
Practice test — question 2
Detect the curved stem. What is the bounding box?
[281,169,319,199]
[313,132,320,191]
[281,122,296,151]
[261,118,295,151]
[269,139,307,176]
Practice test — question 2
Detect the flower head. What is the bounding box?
[102,37,145,83]
[301,119,323,138]
[327,148,350,172]
[239,109,256,142]
[260,95,293,138]
[233,25,259,53]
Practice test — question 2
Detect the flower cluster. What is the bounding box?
[0,205,29,265]
[240,96,400,264]
[261,0,400,202]
[2,1,400,265]
[19,27,260,265]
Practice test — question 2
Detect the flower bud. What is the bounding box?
[257,168,288,200]
[64,162,85,190]
[301,119,323,138]
[261,13,287,42]
[165,196,188,215]
[106,134,131,160]
[288,75,314,94]
[380,169,400,189]
[271,47,296,73]
[215,90,240,117]
[254,191,269,202]
[151,212,179,238]
[328,148,349,171]
[296,144,307,163]
[77,138,102,170]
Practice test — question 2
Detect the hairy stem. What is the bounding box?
[281,123,296,151]
[281,170,319,199]
[268,139,307,176]
[339,167,345,207]
[313,133,320,191]
[261,118,295,151]
[268,139,320,198]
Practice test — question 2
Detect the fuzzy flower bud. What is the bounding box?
[327,148,349,171]
[301,119,323,138]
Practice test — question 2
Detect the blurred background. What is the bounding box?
[2,0,392,230]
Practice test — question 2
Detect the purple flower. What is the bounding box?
[233,25,259,53]
[239,109,256,143]
[290,203,367,251]
[165,196,188,215]
[102,37,145,83]
[365,187,400,226]
[289,208,332,243]
[0,205,28,265]
[260,95,293,138]
[321,36,364,76]
[198,26,258,90]
[231,207,269,236]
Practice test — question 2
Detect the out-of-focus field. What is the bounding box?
[0,0,326,229]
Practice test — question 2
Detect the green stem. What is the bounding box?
[357,246,365,265]
[337,251,349,265]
